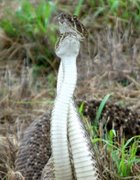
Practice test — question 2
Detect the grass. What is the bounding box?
[0,0,57,77]
[92,132,140,178]
[94,93,112,126]
[0,0,56,37]
[80,0,140,29]
[0,0,140,73]
[80,96,140,179]
[0,0,140,179]
[0,0,139,88]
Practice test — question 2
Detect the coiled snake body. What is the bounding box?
[15,113,51,179]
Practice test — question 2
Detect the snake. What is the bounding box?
[51,13,100,179]
[15,13,100,180]
[14,13,140,180]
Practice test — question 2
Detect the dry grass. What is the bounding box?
[0,1,140,179]
[0,26,140,178]
[77,20,140,114]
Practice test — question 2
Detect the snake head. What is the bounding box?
[55,32,80,58]
[57,12,88,40]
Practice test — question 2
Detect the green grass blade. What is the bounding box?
[74,0,84,16]
[95,93,112,125]
[78,101,85,116]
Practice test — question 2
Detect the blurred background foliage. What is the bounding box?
[0,0,140,75]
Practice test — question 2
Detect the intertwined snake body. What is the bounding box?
[51,13,100,179]
[15,13,100,180]
[52,31,100,179]
[51,34,79,179]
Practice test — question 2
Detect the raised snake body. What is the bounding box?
[15,13,100,180]
[51,12,100,178]
[51,35,79,179]
[53,35,99,179]
[14,13,140,180]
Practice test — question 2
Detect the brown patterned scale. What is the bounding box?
[79,100,140,139]
[15,113,51,180]
[55,13,89,58]
[58,13,88,39]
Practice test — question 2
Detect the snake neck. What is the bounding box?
[56,61,63,95]
[51,54,78,180]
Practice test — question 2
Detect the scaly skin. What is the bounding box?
[51,33,80,180]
